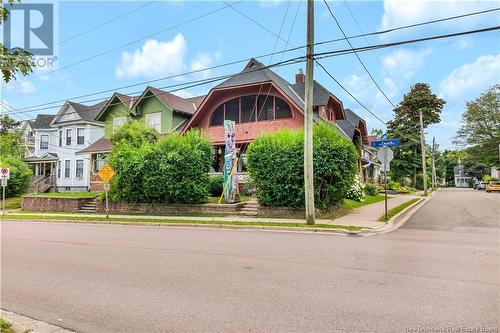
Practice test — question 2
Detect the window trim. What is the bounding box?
[66,128,72,146]
[64,160,71,178]
[40,134,49,150]
[76,128,85,145]
[75,159,84,178]
[145,112,162,132]
[209,94,292,127]
[59,130,63,147]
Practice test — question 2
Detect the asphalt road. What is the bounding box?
[1,188,499,332]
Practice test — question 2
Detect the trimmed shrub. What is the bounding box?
[208,174,224,197]
[364,183,379,196]
[0,156,32,197]
[111,121,159,148]
[110,129,213,204]
[246,122,358,210]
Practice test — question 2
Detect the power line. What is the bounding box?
[6,1,242,87]
[56,1,157,46]
[7,7,499,112]
[342,0,403,94]
[323,0,396,108]
[4,25,500,117]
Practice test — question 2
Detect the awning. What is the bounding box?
[77,137,112,154]
[24,153,58,163]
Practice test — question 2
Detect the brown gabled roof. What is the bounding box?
[76,137,112,154]
[148,87,196,115]
[28,114,56,129]
[186,95,206,109]
[115,93,137,109]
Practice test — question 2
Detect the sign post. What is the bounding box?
[1,167,10,216]
[98,164,115,218]
[372,141,397,220]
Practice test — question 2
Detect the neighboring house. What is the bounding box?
[21,100,107,192]
[491,167,500,180]
[81,86,197,190]
[336,109,381,182]
[182,58,347,172]
[454,165,471,188]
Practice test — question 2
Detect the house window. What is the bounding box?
[40,135,49,149]
[59,130,63,146]
[113,117,127,128]
[275,97,292,119]
[57,161,61,178]
[209,95,292,127]
[240,95,256,123]
[28,131,34,137]
[64,160,71,178]
[76,159,84,178]
[210,105,224,126]
[66,129,72,146]
[257,96,273,121]
[77,128,85,145]
[93,153,108,172]
[145,113,161,132]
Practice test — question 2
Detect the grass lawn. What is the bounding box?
[4,214,364,231]
[344,194,386,209]
[29,192,100,198]
[378,198,420,222]
[0,318,16,333]
[3,197,22,210]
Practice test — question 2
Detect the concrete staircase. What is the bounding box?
[78,198,97,213]
[239,197,259,216]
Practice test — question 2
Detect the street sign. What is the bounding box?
[1,176,6,216]
[0,167,10,180]
[103,183,110,191]
[98,164,115,183]
[1,178,7,187]
[377,147,394,172]
[370,139,399,148]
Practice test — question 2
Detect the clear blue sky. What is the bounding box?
[2,0,499,149]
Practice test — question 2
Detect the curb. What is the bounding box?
[350,188,440,237]
[1,309,75,333]
[1,218,360,236]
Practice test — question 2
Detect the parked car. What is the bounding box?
[476,182,488,190]
[486,181,500,192]
[473,180,481,189]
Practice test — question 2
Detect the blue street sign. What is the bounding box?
[371,139,400,148]
[380,133,388,140]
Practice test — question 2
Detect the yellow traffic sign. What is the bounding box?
[98,164,115,183]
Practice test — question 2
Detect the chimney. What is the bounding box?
[295,68,305,84]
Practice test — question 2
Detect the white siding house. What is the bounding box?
[23,100,108,192]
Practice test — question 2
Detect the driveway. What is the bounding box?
[1,188,498,332]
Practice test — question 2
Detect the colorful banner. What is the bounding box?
[223,120,238,203]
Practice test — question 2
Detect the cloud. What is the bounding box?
[439,54,500,100]
[2,80,36,94]
[116,34,187,79]
[20,81,36,94]
[174,89,193,98]
[381,47,432,81]
[379,1,496,37]
[190,53,214,78]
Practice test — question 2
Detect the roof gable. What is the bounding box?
[96,93,136,121]
[29,114,56,129]
[131,86,196,116]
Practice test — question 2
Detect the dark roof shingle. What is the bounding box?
[28,114,56,129]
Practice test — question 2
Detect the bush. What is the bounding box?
[364,183,379,196]
[208,175,224,197]
[0,156,32,197]
[111,120,159,148]
[246,122,358,210]
[347,174,365,202]
[110,129,213,204]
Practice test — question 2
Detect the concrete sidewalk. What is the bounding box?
[334,193,420,226]
[3,194,422,230]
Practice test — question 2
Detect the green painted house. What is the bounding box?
[79,86,202,191]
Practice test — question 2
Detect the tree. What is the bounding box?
[454,84,500,167]
[387,83,445,186]
[371,128,383,136]
[1,0,34,83]
[0,114,20,134]
[0,115,23,158]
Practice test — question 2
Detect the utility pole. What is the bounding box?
[419,110,428,196]
[304,0,315,225]
[431,136,436,189]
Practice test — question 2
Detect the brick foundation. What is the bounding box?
[96,200,244,215]
[22,196,93,212]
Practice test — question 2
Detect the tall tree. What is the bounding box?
[387,83,445,186]
[1,0,34,82]
[0,114,20,134]
[454,84,500,167]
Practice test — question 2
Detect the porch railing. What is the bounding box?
[29,175,56,193]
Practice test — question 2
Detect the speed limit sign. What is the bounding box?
[0,167,10,180]
[103,183,110,191]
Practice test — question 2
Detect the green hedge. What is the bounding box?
[110,129,213,204]
[246,122,358,210]
[0,156,32,198]
[208,174,224,197]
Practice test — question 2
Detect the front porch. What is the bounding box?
[24,154,58,193]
